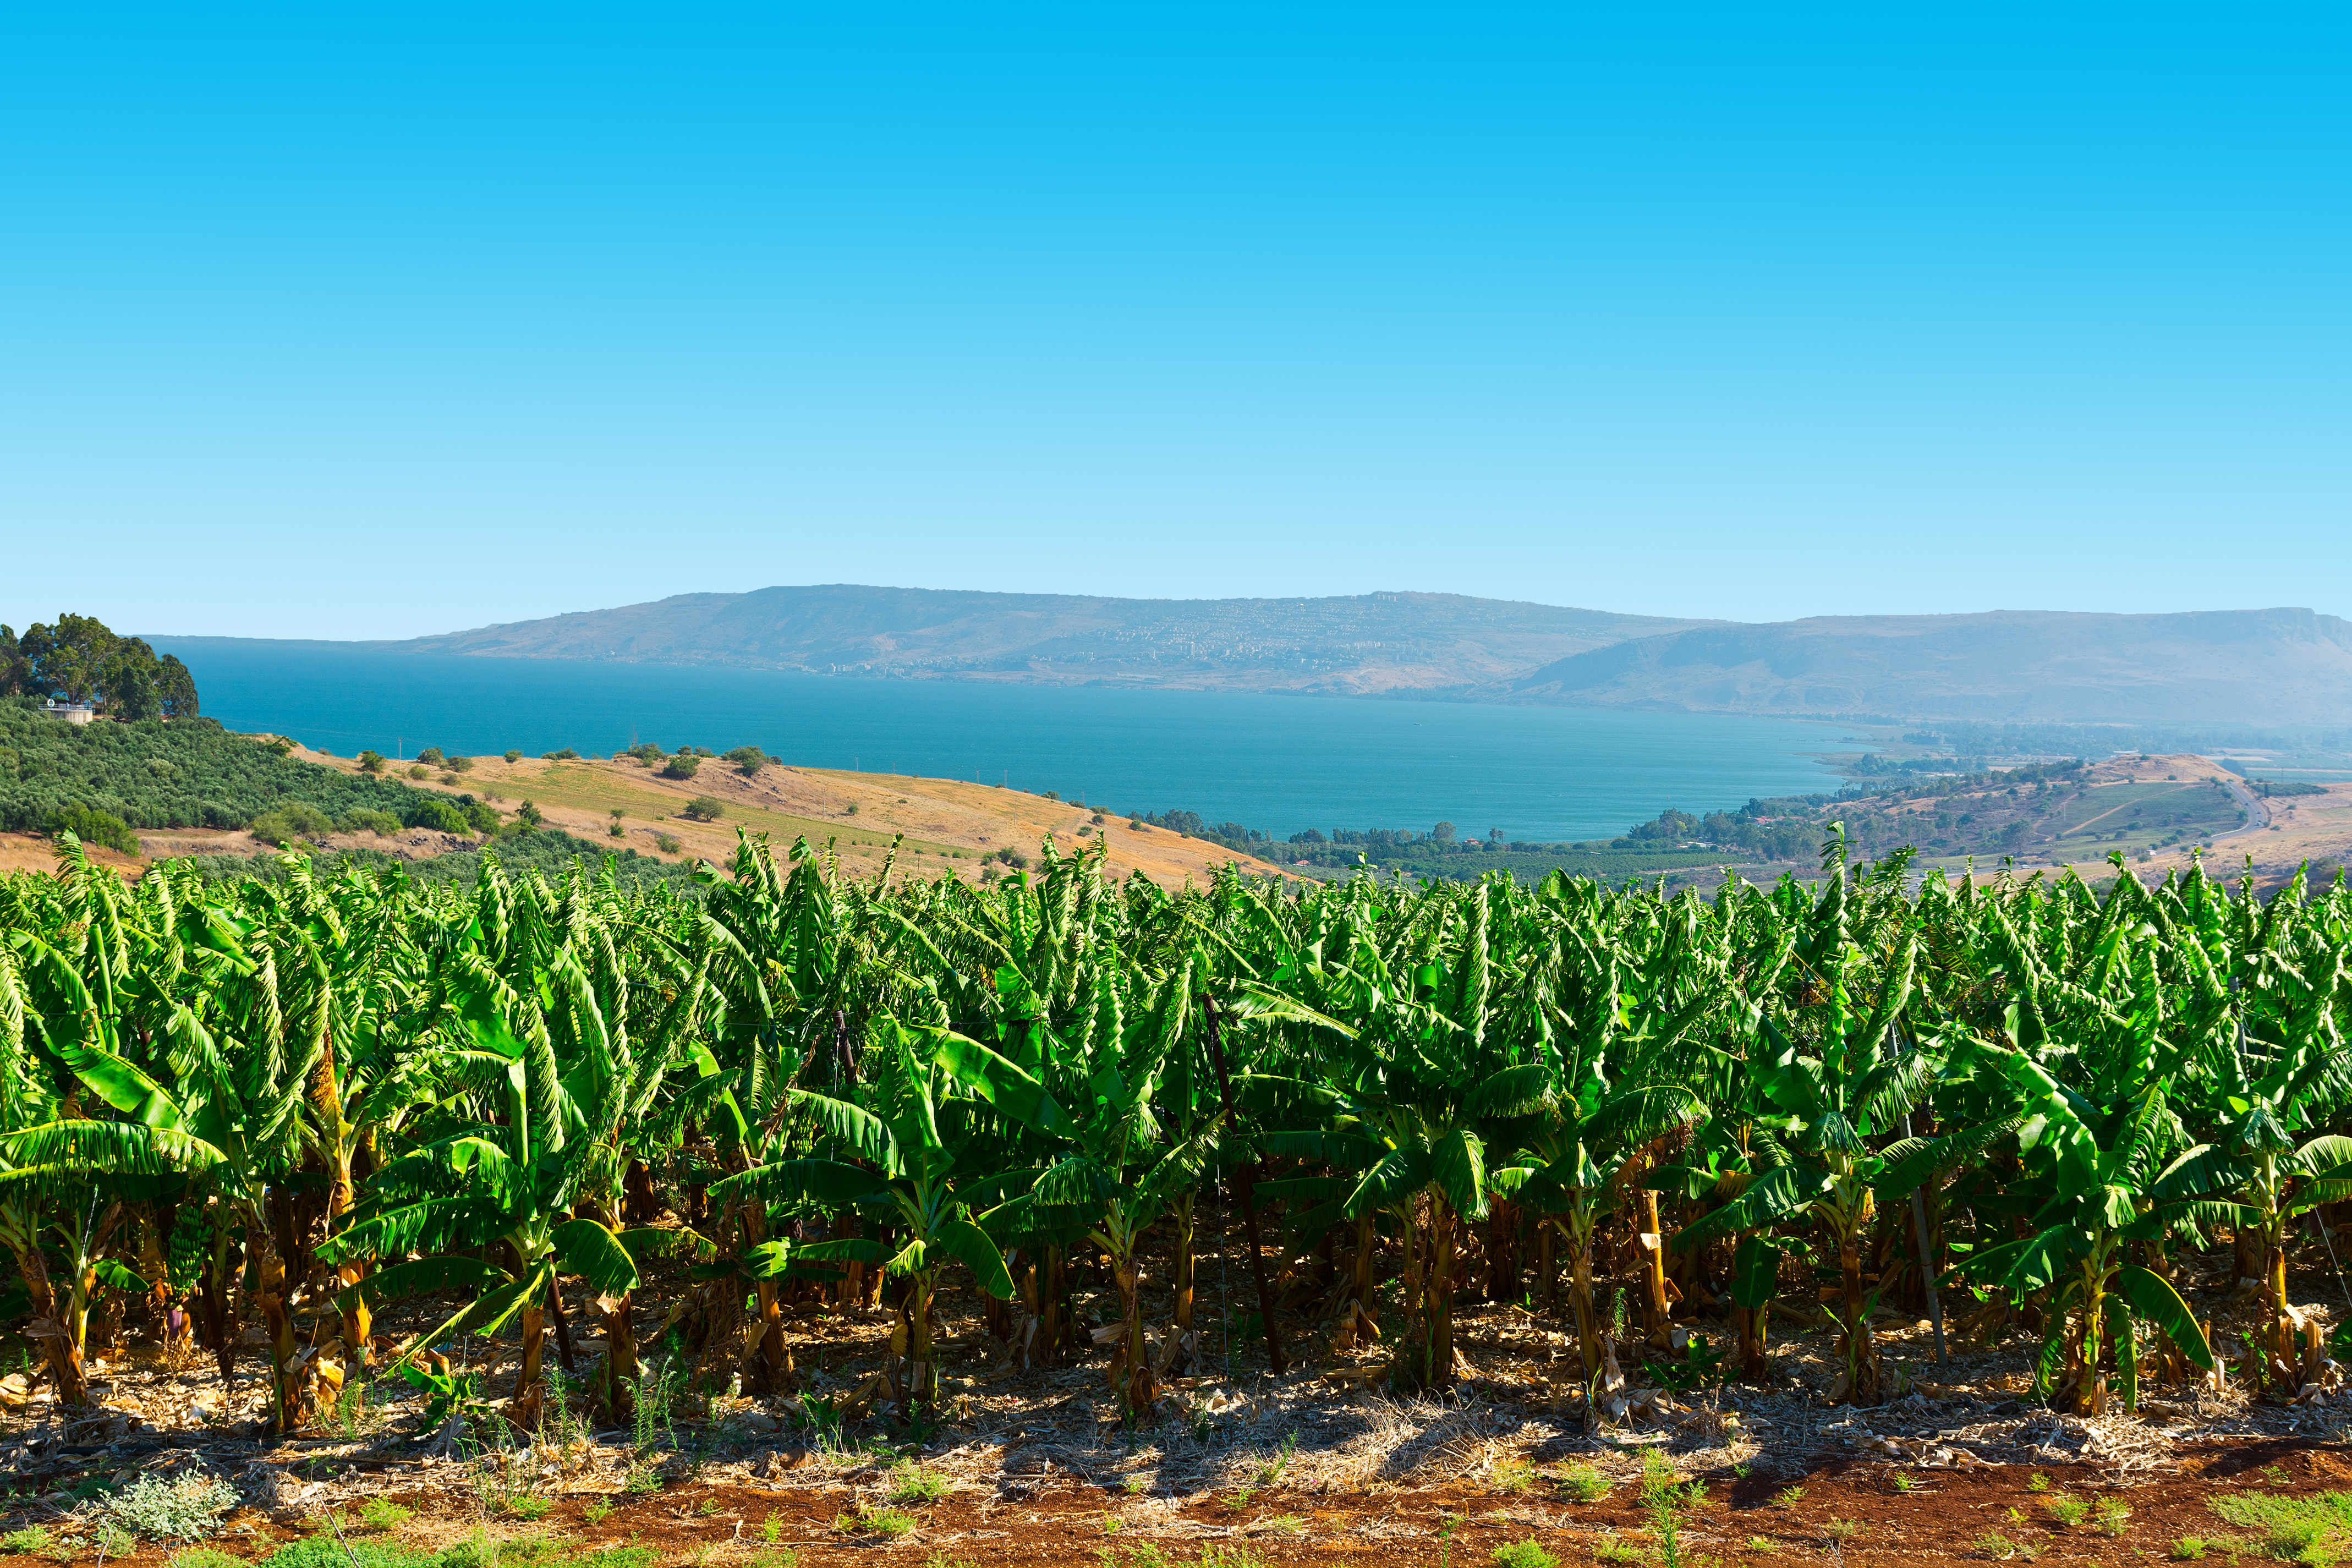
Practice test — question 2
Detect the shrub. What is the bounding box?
[503,750,520,762]
[661,755,700,780]
[654,834,681,853]
[46,804,141,854]
[1556,1464,1610,1503]
[447,755,474,772]
[250,802,337,844]
[1491,1544,1557,1568]
[460,797,500,835]
[402,799,473,836]
[412,747,443,766]
[726,746,767,776]
[358,1499,413,1532]
[407,765,429,779]
[358,750,386,773]
[681,796,726,821]
[543,748,578,761]
[888,1463,948,1504]
[101,1470,243,1540]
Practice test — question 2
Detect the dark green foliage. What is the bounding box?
[402,798,474,835]
[2252,779,2326,797]
[0,698,446,834]
[338,808,404,836]
[358,750,386,772]
[542,748,579,761]
[724,745,767,776]
[415,748,445,766]
[661,754,700,780]
[681,795,725,820]
[42,804,140,855]
[166,828,697,890]
[0,613,198,717]
[249,803,335,845]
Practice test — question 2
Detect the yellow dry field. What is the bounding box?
[291,746,1287,885]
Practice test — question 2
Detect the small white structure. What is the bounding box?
[41,698,94,725]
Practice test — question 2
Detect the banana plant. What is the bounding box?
[1952,1033,2221,1413]
[711,1017,1066,1412]
[1673,846,1929,1406]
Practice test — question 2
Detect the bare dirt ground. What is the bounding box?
[13,1210,2352,1568]
[267,746,1287,885]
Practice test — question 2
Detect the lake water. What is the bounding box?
[151,639,1862,843]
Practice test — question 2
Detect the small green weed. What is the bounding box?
[622,1468,662,1498]
[1890,1471,1917,1493]
[574,1547,659,1568]
[752,1554,800,1568]
[2,1529,54,1556]
[2266,1465,2294,1485]
[2044,1494,2091,1529]
[1490,1543,1558,1568]
[762,1513,785,1545]
[582,1500,615,1526]
[169,1551,245,1568]
[503,1498,553,1523]
[1824,1520,1863,1544]
[2094,1496,2131,1538]
[1744,1537,1778,1555]
[1557,1465,1611,1504]
[2170,1540,2210,1562]
[358,1499,413,1533]
[835,1506,915,1539]
[1773,1485,1805,1510]
[694,1499,720,1518]
[1976,1534,2021,1561]
[889,1464,950,1505]
[1489,1461,1533,1496]
[2027,1472,2052,1494]
[1260,1517,1306,1538]
[1591,1534,1643,1566]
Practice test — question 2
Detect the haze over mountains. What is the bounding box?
[399,586,1709,698]
[343,586,2352,727]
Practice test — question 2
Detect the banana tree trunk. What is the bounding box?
[1638,1189,1673,1348]
[904,1271,939,1410]
[1535,1219,1557,1312]
[200,1230,238,1384]
[509,1300,548,1429]
[10,1235,90,1408]
[597,1288,639,1421]
[1836,1222,1878,1405]
[1565,1215,1604,1408]
[1109,1248,1155,1415]
[1435,1203,1460,1381]
[1172,1193,1198,1335]
[255,1240,299,1432]
[1488,1200,1522,1303]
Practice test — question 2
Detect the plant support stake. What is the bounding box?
[1200,992,1286,1376]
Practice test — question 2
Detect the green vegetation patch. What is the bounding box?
[0,697,445,836]
[2209,1489,2352,1565]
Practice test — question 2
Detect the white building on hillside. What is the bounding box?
[41,698,95,724]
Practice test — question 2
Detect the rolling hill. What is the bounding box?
[1507,607,2352,725]
[393,585,1713,697]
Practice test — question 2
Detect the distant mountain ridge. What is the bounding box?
[1509,607,2352,725]
[396,585,1712,697]
[198,588,2352,726]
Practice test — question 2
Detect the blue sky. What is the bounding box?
[3,4,2343,640]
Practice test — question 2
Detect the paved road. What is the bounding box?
[2209,772,2272,850]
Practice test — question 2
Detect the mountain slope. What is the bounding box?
[1509,607,2352,725]
[396,584,1713,696]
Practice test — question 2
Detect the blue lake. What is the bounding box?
[150,639,1863,843]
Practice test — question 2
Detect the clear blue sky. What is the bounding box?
[3,4,2343,641]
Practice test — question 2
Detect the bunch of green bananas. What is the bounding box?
[167,1203,212,1297]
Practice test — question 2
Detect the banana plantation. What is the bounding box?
[2,821,2349,1456]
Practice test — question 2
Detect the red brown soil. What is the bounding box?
[18,1443,2352,1568]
